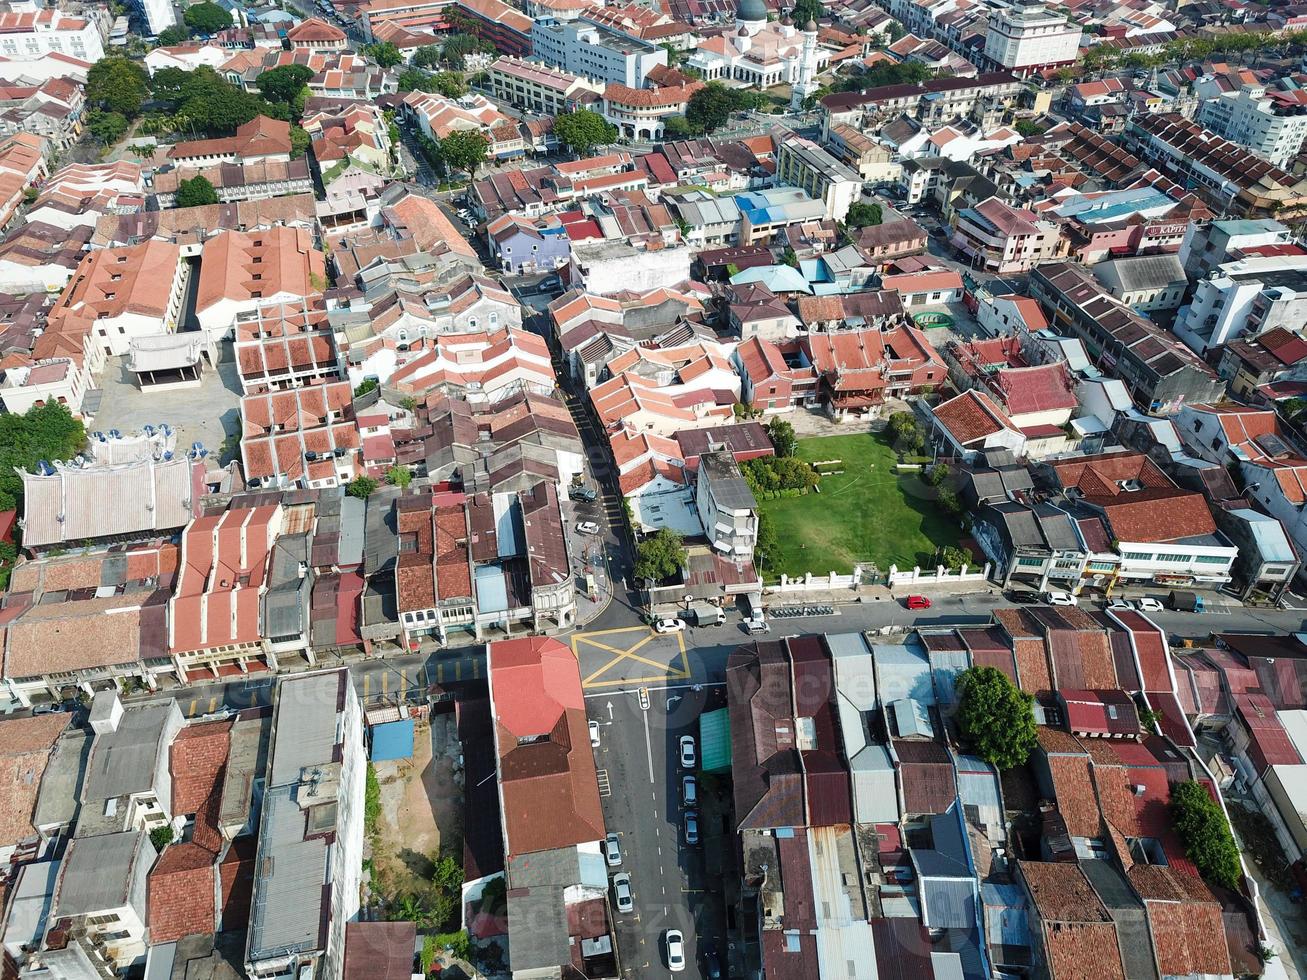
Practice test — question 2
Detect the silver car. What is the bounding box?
[612,872,633,913]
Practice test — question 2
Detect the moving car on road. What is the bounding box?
[664,930,686,972]
[1106,599,1134,611]
[1137,597,1164,612]
[905,595,931,610]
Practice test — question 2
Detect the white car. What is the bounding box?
[1137,597,1164,612]
[654,618,686,634]
[575,521,601,535]
[665,930,686,972]
[1044,590,1078,606]
[1106,599,1134,611]
[589,719,601,747]
[613,872,633,913]
[604,833,622,867]
[679,735,696,770]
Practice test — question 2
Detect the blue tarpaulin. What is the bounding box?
[371,718,415,761]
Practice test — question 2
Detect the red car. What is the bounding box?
[905,595,932,610]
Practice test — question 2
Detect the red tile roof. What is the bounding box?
[1019,861,1127,980]
[1128,865,1232,976]
[1060,689,1139,737]
[148,843,216,943]
[931,389,1015,445]
[489,637,605,857]
[1236,693,1302,773]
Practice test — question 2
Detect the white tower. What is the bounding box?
[791,18,820,110]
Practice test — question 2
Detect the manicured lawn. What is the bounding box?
[760,432,960,577]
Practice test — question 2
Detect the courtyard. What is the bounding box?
[759,432,961,577]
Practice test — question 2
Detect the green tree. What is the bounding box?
[791,0,821,26]
[290,125,309,158]
[183,1,232,34]
[429,71,467,98]
[438,129,488,178]
[939,545,971,570]
[634,528,685,584]
[149,825,176,851]
[663,114,694,139]
[766,417,798,458]
[685,81,740,135]
[364,41,403,69]
[1171,781,1242,890]
[155,24,189,45]
[887,411,923,453]
[0,402,85,512]
[87,56,150,117]
[354,378,379,397]
[937,486,963,514]
[432,854,464,892]
[846,201,882,228]
[396,67,430,92]
[553,109,617,157]
[256,64,314,105]
[364,763,381,835]
[387,465,412,488]
[956,666,1038,770]
[85,109,130,145]
[755,509,779,571]
[175,174,219,207]
[412,44,443,69]
[1015,119,1043,137]
[925,462,949,487]
[348,475,379,499]
[440,33,490,70]
[172,67,274,133]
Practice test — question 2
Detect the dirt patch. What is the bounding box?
[371,714,464,909]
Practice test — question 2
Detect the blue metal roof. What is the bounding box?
[728,264,813,294]
[371,718,415,761]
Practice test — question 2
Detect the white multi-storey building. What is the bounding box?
[135,0,176,37]
[1197,84,1307,169]
[0,10,104,63]
[530,15,667,87]
[983,0,1081,75]
[1175,254,1307,354]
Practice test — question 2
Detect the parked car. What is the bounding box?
[679,734,697,769]
[613,872,633,913]
[575,521,601,535]
[684,810,699,845]
[665,930,686,972]
[1106,598,1134,611]
[744,619,771,634]
[682,775,698,806]
[1007,590,1041,604]
[905,594,932,610]
[654,618,686,634]
[589,719,601,747]
[701,950,723,980]
[1045,590,1078,606]
[569,483,598,502]
[1137,597,1164,612]
[604,833,622,867]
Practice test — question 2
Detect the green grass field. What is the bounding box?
[759,432,961,577]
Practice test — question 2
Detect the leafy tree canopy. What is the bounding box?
[87,56,150,117]
[846,201,882,228]
[440,33,493,70]
[85,109,130,145]
[347,476,379,499]
[155,24,189,45]
[663,114,694,139]
[387,465,412,488]
[438,128,489,178]
[364,41,403,68]
[956,666,1038,770]
[634,528,685,584]
[0,402,85,513]
[290,124,309,158]
[1171,780,1242,890]
[767,417,798,458]
[182,1,232,34]
[256,64,313,104]
[685,81,743,135]
[412,44,443,69]
[553,109,616,157]
[175,174,218,207]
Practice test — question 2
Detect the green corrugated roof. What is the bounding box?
[699,707,731,774]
